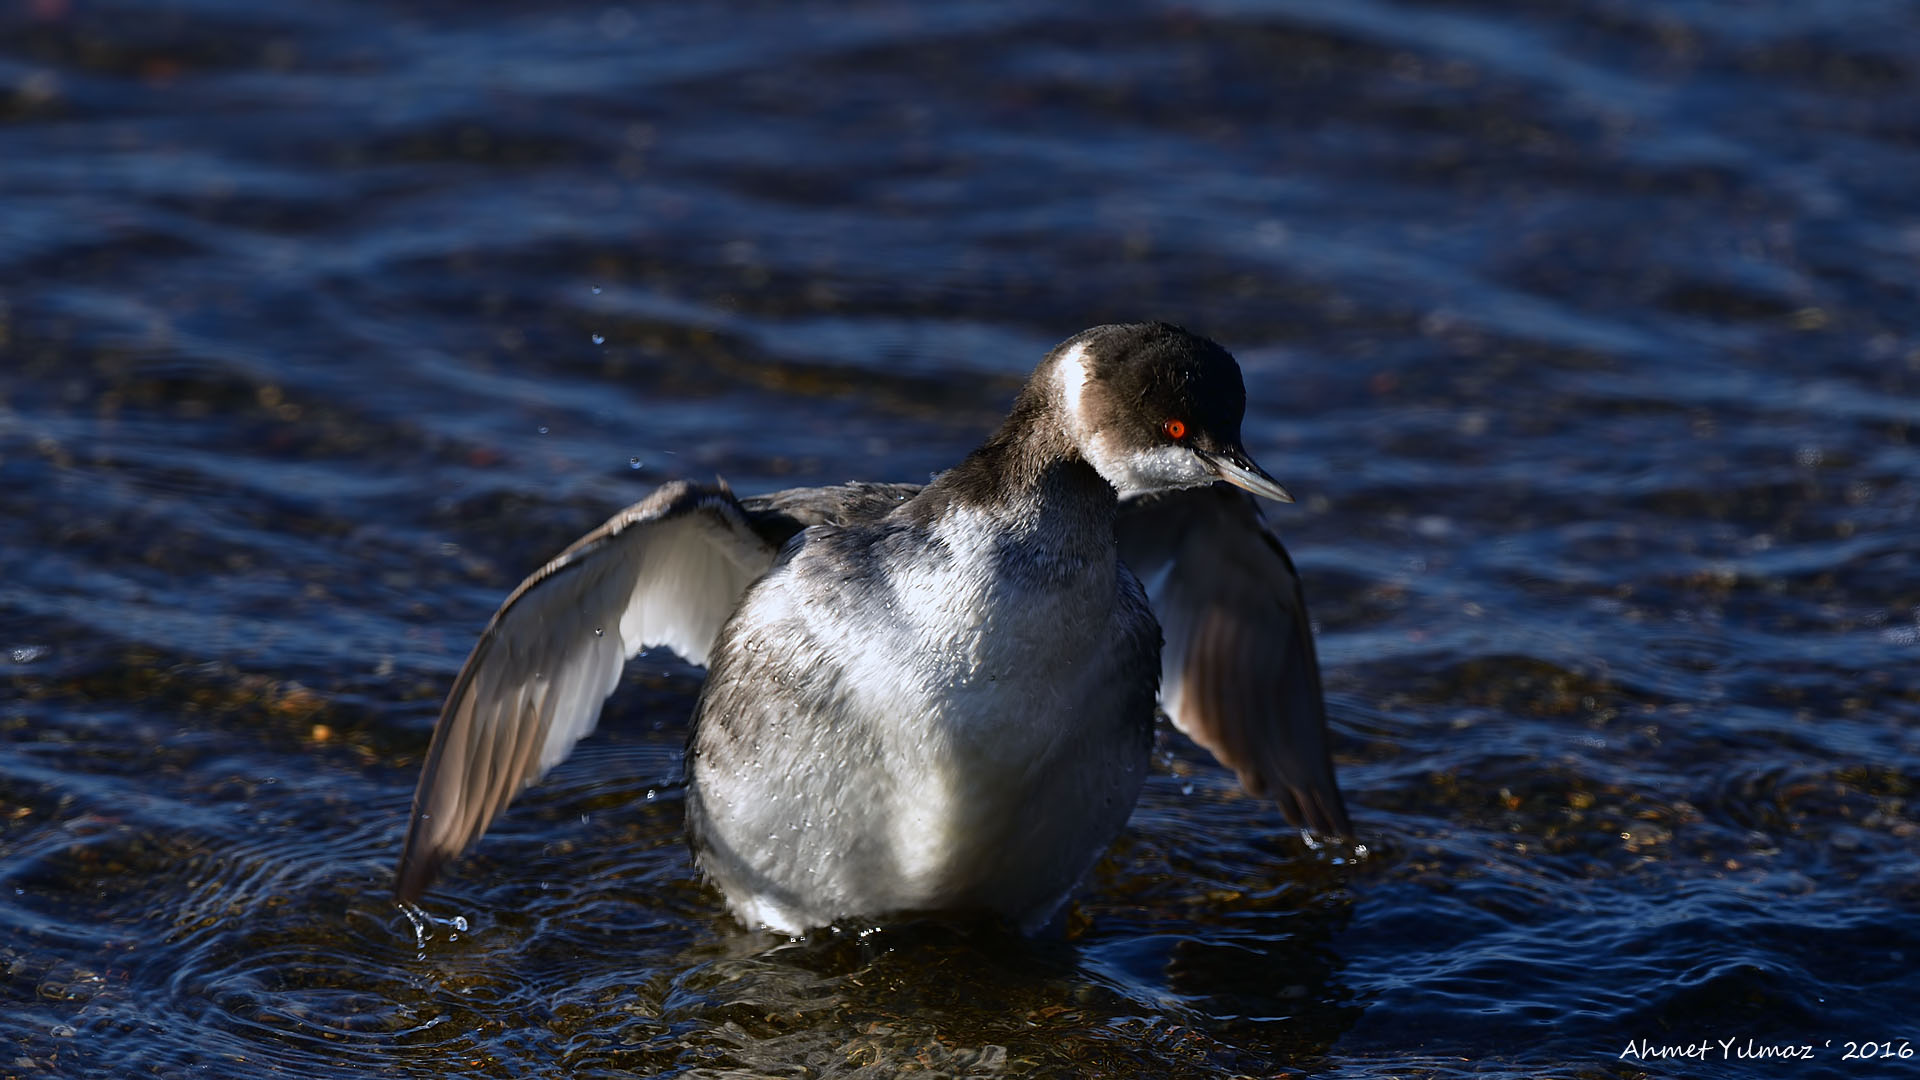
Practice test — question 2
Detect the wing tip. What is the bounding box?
[1300,785,1356,842]
[393,857,431,905]
[1270,772,1355,843]
[393,812,449,903]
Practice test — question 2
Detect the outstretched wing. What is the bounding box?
[395,481,779,902]
[1117,484,1352,838]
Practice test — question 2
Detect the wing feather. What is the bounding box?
[1117,484,1353,838]
[395,481,778,901]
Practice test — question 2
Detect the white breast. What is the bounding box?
[893,513,1111,875]
[699,503,1151,930]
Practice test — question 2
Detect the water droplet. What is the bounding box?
[537,426,549,435]
[593,627,604,637]
[629,456,642,469]
[591,333,605,345]
[452,915,468,931]
[590,285,602,294]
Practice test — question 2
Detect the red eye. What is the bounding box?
[1163,418,1187,440]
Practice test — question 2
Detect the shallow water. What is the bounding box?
[3,0,1918,1076]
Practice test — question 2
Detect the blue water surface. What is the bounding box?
[2,1,1917,1077]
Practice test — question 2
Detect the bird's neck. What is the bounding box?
[920,388,1118,558]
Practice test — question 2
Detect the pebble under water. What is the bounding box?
[3,0,1918,1077]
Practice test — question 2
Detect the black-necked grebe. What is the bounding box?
[396,323,1349,933]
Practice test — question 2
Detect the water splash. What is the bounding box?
[398,902,470,958]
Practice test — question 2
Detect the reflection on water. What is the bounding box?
[3,0,1918,1076]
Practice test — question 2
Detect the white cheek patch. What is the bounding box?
[1084,437,1214,497]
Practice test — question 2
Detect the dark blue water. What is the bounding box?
[3,0,1918,1076]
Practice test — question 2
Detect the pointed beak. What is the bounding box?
[1203,447,1294,503]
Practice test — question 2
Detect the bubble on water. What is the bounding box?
[591,333,605,345]
[629,456,642,469]
[537,426,549,435]
[590,285,602,294]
